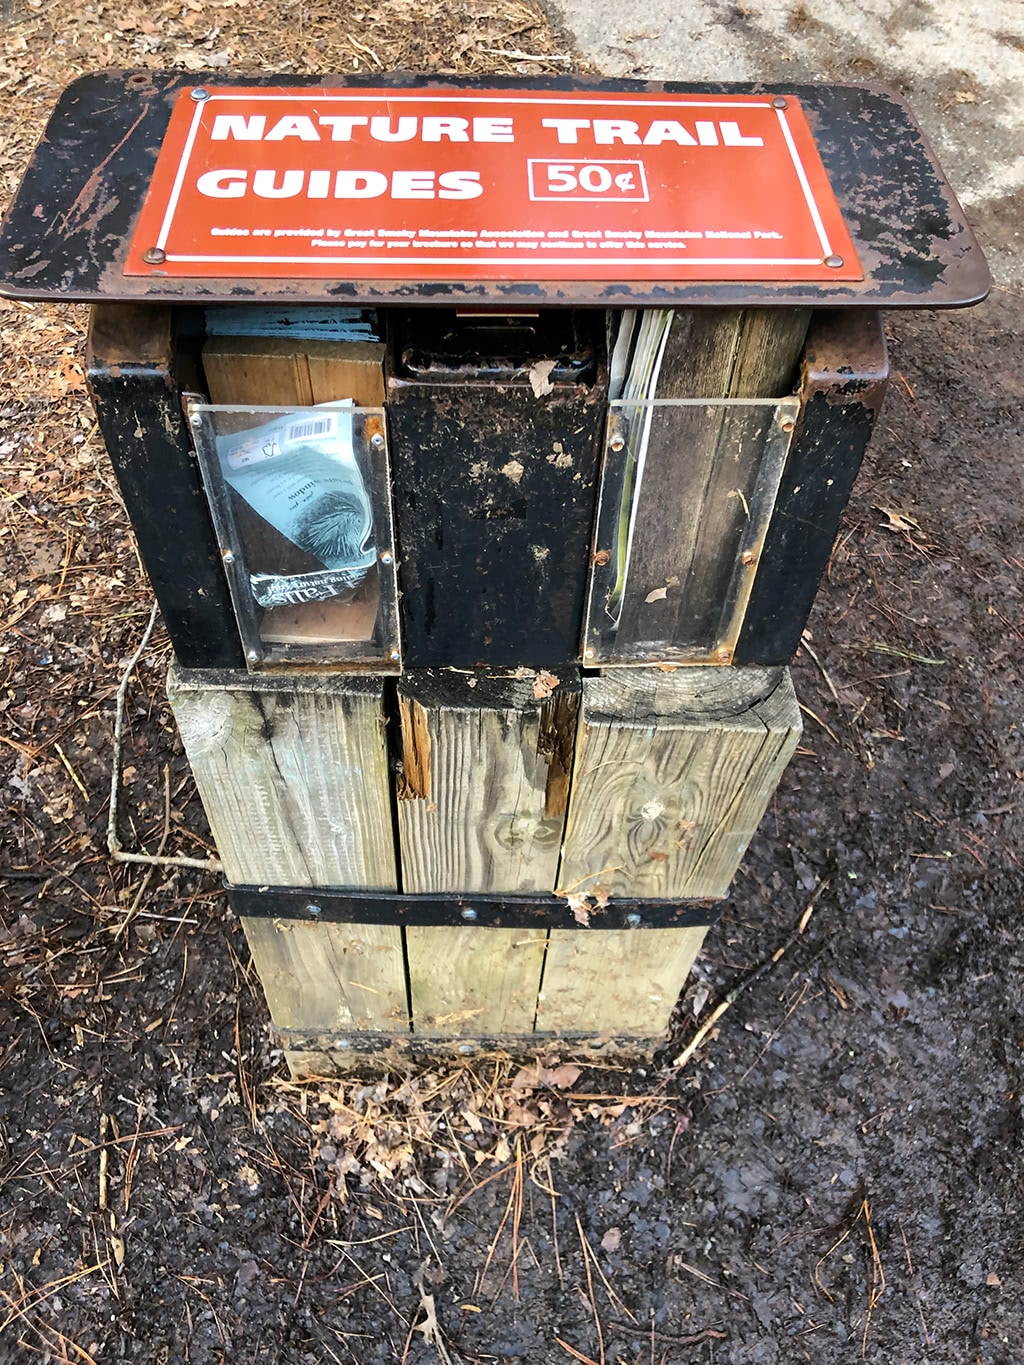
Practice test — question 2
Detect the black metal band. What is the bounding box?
[228,884,720,930]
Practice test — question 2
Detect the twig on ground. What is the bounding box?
[673,881,829,1068]
[800,635,843,709]
[611,1322,728,1346]
[575,1214,605,1364]
[107,602,221,873]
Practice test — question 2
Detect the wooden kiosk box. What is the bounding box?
[0,73,989,1073]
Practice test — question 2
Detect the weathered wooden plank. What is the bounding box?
[397,670,578,894]
[167,668,397,889]
[399,669,578,1035]
[535,926,709,1036]
[557,667,801,901]
[405,926,550,1036]
[242,919,407,1033]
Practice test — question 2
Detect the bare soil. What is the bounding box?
[1,3,1023,1362]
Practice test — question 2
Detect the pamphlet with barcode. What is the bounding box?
[214,404,376,608]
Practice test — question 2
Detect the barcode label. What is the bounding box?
[285,416,335,443]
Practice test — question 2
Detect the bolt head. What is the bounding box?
[741,551,756,566]
[379,551,393,565]
[221,548,234,564]
[716,647,732,663]
[370,432,386,449]
[824,254,845,269]
[626,913,642,927]
[190,87,209,101]
[246,649,259,663]
[142,247,166,265]
[190,412,203,428]
[772,96,788,110]
[461,907,478,921]
[388,648,400,662]
[609,435,625,452]
[306,903,322,917]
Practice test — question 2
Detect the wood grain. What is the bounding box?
[399,669,579,1035]
[557,667,801,901]
[242,919,407,1032]
[535,926,709,1036]
[202,336,386,407]
[406,926,550,1035]
[397,670,578,895]
[167,668,397,889]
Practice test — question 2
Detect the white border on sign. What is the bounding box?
[153,92,837,267]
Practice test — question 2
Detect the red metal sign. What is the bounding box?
[125,88,862,283]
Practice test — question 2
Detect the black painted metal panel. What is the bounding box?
[734,309,889,665]
[229,884,720,929]
[387,309,606,667]
[86,305,244,668]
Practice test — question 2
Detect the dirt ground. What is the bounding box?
[1,1,1023,1362]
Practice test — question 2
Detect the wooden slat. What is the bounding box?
[399,669,579,1035]
[202,335,386,407]
[535,926,709,1036]
[242,919,407,1033]
[168,667,408,1039]
[168,669,397,889]
[405,926,550,1037]
[557,667,801,901]
[397,670,577,894]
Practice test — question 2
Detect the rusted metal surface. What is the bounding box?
[0,71,990,309]
[229,884,720,929]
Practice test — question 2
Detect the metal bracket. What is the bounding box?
[228,884,720,930]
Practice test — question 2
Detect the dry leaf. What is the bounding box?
[528,358,557,397]
[533,670,560,699]
[876,506,921,534]
[568,893,592,926]
[644,586,669,603]
[414,1292,443,1346]
[600,1226,621,1253]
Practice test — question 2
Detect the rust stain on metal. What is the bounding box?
[800,309,890,417]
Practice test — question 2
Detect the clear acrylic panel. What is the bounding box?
[188,402,400,670]
[583,396,800,665]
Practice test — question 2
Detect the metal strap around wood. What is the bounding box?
[228,884,719,930]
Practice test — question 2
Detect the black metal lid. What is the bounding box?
[0,70,990,309]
